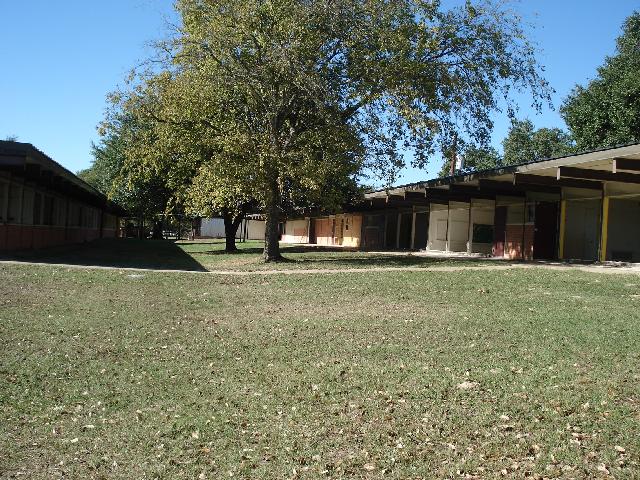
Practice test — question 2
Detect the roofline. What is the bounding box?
[367,141,640,194]
[0,141,104,197]
[0,140,127,215]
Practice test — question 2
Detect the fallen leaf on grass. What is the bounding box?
[457,381,479,390]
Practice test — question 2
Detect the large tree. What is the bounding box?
[79,112,172,238]
[502,119,574,166]
[439,145,503,177]
[186,163,256,252]
[120,0,550,261]
[562,12,640,150]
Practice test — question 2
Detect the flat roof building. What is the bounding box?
[291,142,640,263]
[0,141,126,251]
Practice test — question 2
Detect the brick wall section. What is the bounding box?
[1,224,108,251]
[504,224,534,260]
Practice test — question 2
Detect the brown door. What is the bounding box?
[533,201,559,260]
[398,213,413,249]
[493,206,507,257]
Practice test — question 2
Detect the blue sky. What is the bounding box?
[0,0,638,184]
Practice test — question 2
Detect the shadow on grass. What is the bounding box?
[0,238,208,271]
[194,244,358,256]
[191,242,492,268]
[292,254,492,268]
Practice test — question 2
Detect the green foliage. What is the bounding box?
[502,119,574,166]
[82,110,172,220]
[110,0,549,259]
[439,145,502,177]
[562,12,640,150]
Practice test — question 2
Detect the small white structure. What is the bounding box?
[198,216,266,241]
[281,219,309,244]
[200,218,226,238]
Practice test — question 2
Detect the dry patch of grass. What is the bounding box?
[1,262,639,478]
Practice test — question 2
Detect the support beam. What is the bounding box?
[479,179,559,195]
[450,183,524,199]
[410,208,416,250]
[368,198,388,209]
[613,158,640,172]
[558,200,566,260]
[448,184,479,194]
[514,173,602,190]
[559,166,640,184]
[404,191,426,200]
[600,196,609,262]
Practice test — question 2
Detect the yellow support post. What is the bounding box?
[599,196,610,262]
[558,200,566,260]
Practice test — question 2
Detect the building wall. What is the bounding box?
[447,202,470,253]
[200,217,226,238]
[413,209,429,250]
[468,201,495,255]
[361,213,385,250]
[246,219,265,240]
[0,175,111,251]
[427,204,448,251]
[606,197,640,262]
[282,219,309,244]
[308,214,362,247]
[501,201,535,260]
[340,214,362,248]
[313,217,334,246]
[198,218,266,240]
[563,198,601,261]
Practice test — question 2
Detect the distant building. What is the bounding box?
[283,143,640,262]
[196,215,266,241]
[0,141,126,251]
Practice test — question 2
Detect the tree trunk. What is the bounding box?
[152,218,164,239]
[263,183,282,262]
[223,211,245,252]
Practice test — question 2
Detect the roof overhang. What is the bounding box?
[361,143,640,207]
[0,141,127,216]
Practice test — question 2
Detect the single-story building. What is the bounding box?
[196,215,266,241]
[290,142,640,262]
[0,141,126,251]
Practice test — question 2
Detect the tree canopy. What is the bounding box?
[438,145,502,177]
[79,111,172,233]
[502,119,574,166]
[108,0,550,260]
[561,11,640,150]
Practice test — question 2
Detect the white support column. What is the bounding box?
[444,201,451,252]
[395,212,402,249]
[467,200,473,254]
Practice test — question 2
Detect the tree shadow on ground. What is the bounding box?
[196,244,357,255]
[0,238,208,271]
[191,242,493,268]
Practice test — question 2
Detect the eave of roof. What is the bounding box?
[366,141,640,196]
[0,140,127,216]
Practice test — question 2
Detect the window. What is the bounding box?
[43,196,55,225]
[56,198,66,226]
[8,184,22,223]
[0,183,6,221]
[21,189,34,224]
[33,192,42,225]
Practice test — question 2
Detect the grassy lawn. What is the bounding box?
[1,246,639,478]
[0,238,495,272]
